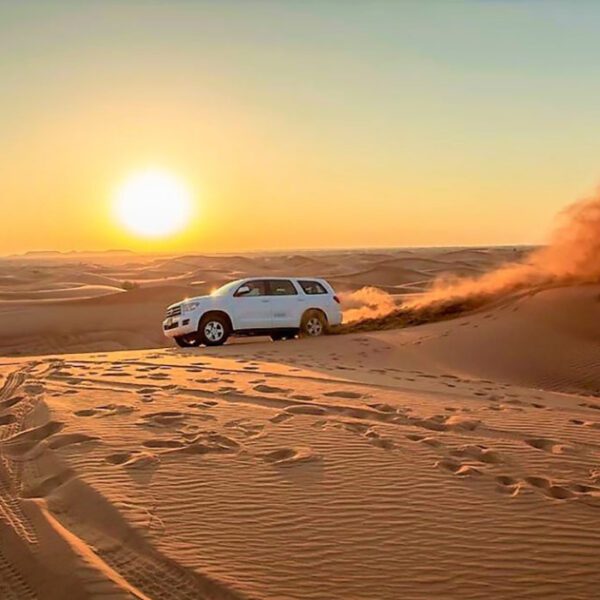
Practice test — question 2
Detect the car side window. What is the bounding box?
[234,280,266,297]
[299,280,327,295]
[267,280,298,296]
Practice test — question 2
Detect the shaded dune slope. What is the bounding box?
[374,284,600,396]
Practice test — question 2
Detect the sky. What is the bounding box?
[2,0,600,254]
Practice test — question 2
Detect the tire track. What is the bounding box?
[0,362,249,600]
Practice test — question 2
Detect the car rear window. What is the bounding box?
[299,280,328,295]
[268,280,298,296]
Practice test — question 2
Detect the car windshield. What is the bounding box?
[210,281,240,296]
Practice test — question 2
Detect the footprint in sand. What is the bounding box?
[367,403,400,414]
[323,390,362,399]
[75,404,136,418]
[143,439,186,449]
[148,373,169,381]
[74,409,97,418]
[580,402,600,411]
[364,429,395,450]
[263,446,318,466]
[139,411,186,427]
[337,420,395,450]
[290,394,314,401]
[524,438,572,454]
[444,415,481,431]
[524,476,575,500]
[570,419,600,429]
[269,412,295,424]
[24,383,45,395]
[286,405,328,416]
[436,459,482,477]
[410,416,448,433]
[217,386,238,394]
[450,444,502,465]
[106,451,160,468]
[225,419,265,438]
[495,475,520,496]
[342,421,371,434]
[405,434,444,449]
[180,433,241,455]
[253,384,289,394]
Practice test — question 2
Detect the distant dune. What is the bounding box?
[0,246,528,356]
[1,246,599,599]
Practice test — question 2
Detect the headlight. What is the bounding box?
[182,302,200,313]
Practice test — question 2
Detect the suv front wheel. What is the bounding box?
[198,314,231,346]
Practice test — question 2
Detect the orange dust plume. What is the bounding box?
[406,191,600,310]
[340,287,398,322]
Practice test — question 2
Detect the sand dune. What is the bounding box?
[0,285,122,302]
[381,284,600,396]
[1,309,599,598]
[1,246,599,598]
[0,247,527,357]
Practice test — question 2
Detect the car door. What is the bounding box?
[231,280,273,330]
[267,279,303,328]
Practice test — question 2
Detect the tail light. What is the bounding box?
[333,295,341,304]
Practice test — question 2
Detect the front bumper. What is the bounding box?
[162,316,197,339]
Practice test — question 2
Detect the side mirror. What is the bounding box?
[235,285,251,297]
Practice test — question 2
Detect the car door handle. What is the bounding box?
[261,299,270,303]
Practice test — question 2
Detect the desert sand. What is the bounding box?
[0,247,528,356]
[1,247,599,599]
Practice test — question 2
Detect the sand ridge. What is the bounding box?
[1,299,599,598]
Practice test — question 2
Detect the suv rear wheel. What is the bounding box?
[300,310,327,338]
[199,314,231,346]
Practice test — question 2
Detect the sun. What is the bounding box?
[114,169,193,238]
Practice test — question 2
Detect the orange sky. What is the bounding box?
[3,2,600,254]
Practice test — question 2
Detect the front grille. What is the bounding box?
[166,305,182,318]
[164,320,179,331]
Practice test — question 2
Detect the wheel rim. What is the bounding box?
[204,320,225,342]
[306,316,323,336]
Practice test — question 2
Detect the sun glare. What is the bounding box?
[114,169,193,238]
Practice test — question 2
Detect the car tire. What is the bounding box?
[300,310,327,338]
[174,334,201,348]
[198,314,231,346]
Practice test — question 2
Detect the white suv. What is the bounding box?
[163,277,342,347]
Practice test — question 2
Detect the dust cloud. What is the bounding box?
[407,193,600,310]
